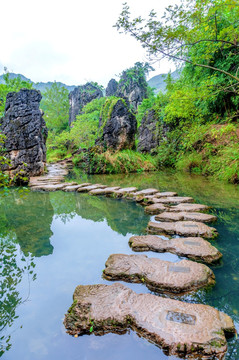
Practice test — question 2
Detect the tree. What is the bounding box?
[115,0,239,87]
[40,82,69,134]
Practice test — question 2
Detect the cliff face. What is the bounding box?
[0,89,47,177]
[68,83,103,125]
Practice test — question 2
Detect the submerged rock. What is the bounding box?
[64,283,235,359]
[0,89,47,177]
[129,235,222,263]
[155,211,217,223]
[147,221,218,239]
[103,254,215,294]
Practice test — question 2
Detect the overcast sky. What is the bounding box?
[0,0,178,87]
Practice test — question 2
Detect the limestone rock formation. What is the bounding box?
[69,82,103,125]
[0,89,47,177]
[105,79,118,97]
[64,283,235,359]
[137,109,169,154]
[97,99,137,150]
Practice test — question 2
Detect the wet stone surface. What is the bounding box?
[129,235,222,263]
[64,283,235,359]
[169,203,210,212]
[77,184,107,192]
[144,203,168,214]
[103,254,215,294]
[89,187,120,195]
[155,211,217,223]
[147,221,218,239]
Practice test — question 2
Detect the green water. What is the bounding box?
[0,170,239,360]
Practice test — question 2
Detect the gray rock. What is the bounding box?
[0,89,47,177]
[69,82,103,125]
[105,79,118,96]
[97,99,137,150]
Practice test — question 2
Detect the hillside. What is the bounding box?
[0,73,76,92]
[147,69,180,93]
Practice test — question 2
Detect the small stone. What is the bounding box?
[129,235,222,263]
[64,283,235,359]
[147,221,218,239]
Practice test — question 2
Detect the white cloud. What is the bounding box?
[0,0,178,86]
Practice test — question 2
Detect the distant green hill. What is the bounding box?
[147,69,180,93]
[0,73,76,93]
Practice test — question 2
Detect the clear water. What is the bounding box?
[0,169,239,360]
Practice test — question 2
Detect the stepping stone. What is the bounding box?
[113,187,138,197]
[63,185,84,192]
[147,221,218,239]
[31,183,67,191]
[77,184,107,192]
[155,211,217,223]
[129,235,222,263]
[169,203,209,212]
[154,192,178,198]
[144,203,168,214]
[103,254,215,294]
[133,188,159,196]
[64,283,235,359]
[153,196,194,204]
[89,187,120,195]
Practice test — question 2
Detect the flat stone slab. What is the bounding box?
[89,187,120,195]
[113,187,138,197]
[144,203,168,214]
[64,283,235,359]
[152,196,194,204]
[147,221,218,239]
[31,183,67,191]
[77,184,107,192]
[129,235,222,263]
[63,185,84,192]
[154,192,178,198]
[103,254,215,294]
[155,211,217,223]
[169,203,210,212]
[133,188,159,196]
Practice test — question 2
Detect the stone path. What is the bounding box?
[147,221,218,239]
[129,235,222,263]
[29,162,235,357]
[64,283,235,359]
[103,254,215,294]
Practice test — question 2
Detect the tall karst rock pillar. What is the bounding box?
[0,89,47,177]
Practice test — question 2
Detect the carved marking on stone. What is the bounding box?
[183,224,199,228]
[168,266,190,273]
[166,311,196,325]
[183,240,201,246]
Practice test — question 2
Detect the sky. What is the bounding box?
[0,0,178,87]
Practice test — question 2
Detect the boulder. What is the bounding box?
[0,89,47,177]
[64,283,235,359]
[129,235,222,263]
[97,99,137,150]
[144,203,168,214]
[105,79,118,97]
[68,82,103,125]
[169,203,210,212]
[103,254,215,294]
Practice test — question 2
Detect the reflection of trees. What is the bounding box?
[50,192,150,236]
[0,240,36,356]
[2,190,54,257]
